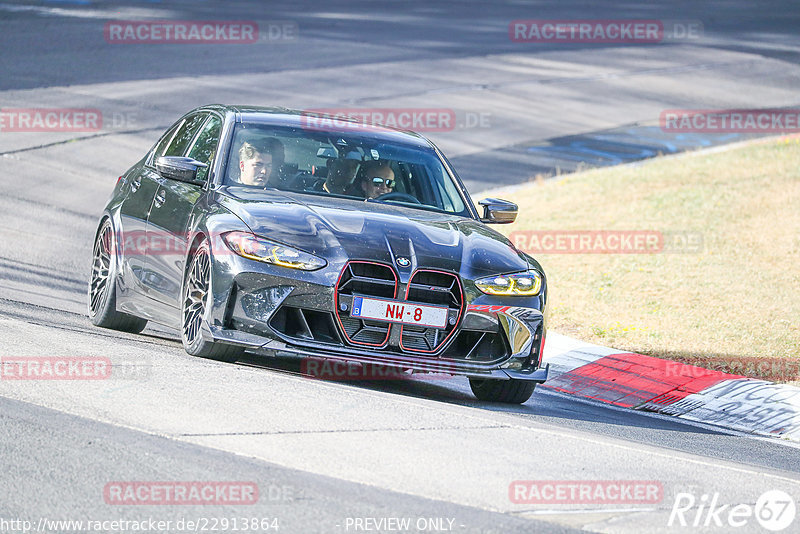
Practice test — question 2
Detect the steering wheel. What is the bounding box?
[373,192,422,204]
[287,171,324,191]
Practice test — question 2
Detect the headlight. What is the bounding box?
[222,231,327,271]
[475,270,542,296]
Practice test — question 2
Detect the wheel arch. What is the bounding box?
[182,229,211,293]
[92,212,125,287]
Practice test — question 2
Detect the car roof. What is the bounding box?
[195,104,435,149]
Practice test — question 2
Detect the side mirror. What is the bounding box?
[478,198,518,224]
[155,156,208,185]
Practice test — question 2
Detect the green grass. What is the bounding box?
[486,136,800,383]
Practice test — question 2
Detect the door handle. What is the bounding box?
[131,176,141,192]
[153,189,166,208]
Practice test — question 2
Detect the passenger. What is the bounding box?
[323,150,361,195]
[358,161,395,199]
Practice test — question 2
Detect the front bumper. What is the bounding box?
[204,254,548,383]
[204,323,549,382]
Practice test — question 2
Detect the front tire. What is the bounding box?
[181,239,243,363]
[88,219,148,334]
[469,378,536,404]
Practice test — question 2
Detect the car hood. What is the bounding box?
[217,188,531,279]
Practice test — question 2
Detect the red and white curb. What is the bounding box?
[541,332,800,442]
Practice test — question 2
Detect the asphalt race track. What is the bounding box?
[1,1,799,533]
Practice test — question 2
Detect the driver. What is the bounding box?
[358,161,395,199]
[236,138,284,187]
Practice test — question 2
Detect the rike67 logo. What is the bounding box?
[669,490,796,531]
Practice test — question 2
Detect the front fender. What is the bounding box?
[183,199,252,330]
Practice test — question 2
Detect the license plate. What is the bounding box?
[350,296,448,329]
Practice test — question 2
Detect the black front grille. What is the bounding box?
[337,262,396,298]
[406,271,461,308]
[400,270,463,354]
[399,325,440,351]
[335,262,397,347]
[271,263,511,363]
[339,316,393,345]
[333,264,470,355]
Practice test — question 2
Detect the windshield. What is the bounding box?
[223,123,472,216]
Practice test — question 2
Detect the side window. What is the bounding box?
[151,121,183,162]
[163,113,208,157]
[186,115,222,182]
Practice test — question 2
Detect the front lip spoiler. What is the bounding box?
[502,364,549,382]
[204,325,548,383]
